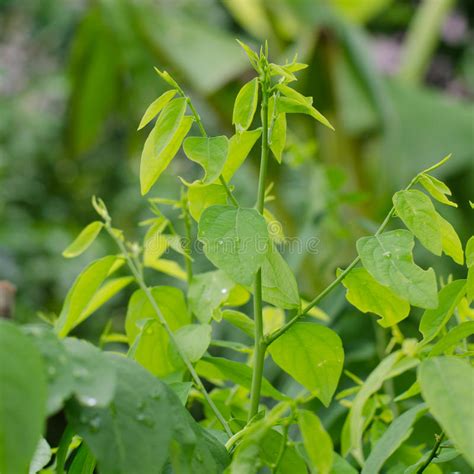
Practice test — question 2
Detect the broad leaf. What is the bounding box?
[342,267,410,327]
[140,98,193,195]
[222,129,261,180]
[0,321,47,474]
[137,89,177,130]
[130,319,178,377]
[362,404,427,474]
[198,206,269,285]
[233,77,259,131]
[173,324,212,363]
[146,258,187,281]
[418,174,457,208]
[419,279,466,343]
[188,271,235,323]
[393,190,442,255]
[67,355,174,474]
[56,256,117,337]
[63,338,116,408]
[418,357,474,467]
[268,323,344,406]
[195,356,286,401]
[62,221,103,258]
[262,307,284,335]
[261,244,300,309]
[356,229,438,309]
[438,215,464,265]
[221,309,255,337]
[298,409,333,474]
[125,286,190,343]
[183,135,228,184]
[188,183,228,221]
[260,429,306,474]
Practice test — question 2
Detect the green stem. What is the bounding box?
[104,223,232,437]
[181,194,194,284]
[249,63,270,421]
[416,432,445,473]
[398,0,454,84]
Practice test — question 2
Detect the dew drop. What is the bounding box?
[220,288,228,295]
[79,395,98,407]
[89,416,102,432]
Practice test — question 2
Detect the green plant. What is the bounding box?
[1,41,473,474]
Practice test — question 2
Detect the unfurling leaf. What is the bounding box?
[233,78,259,131]
[140,98,193,195]
[268,323,344,406]
[183,135,228,184]
[418,357,474,467]
[298,409,333,474]
[222,129,261,180]
[393,190,442,255]
[188,183,228,221]
[198,206,269,285]
[342,267,410,327]
[418,174,457,207]
[356,230,438,309]
[62,221,103,258]
[137,89,177,130]
[419,279,466,343]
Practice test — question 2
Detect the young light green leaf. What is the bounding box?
[262,307,284,335]
[357,229,438,309]
[67,355,174,474]
[172,324,212,364]
[438,214,464,265]
[261,244,300,309]
[62,221,103,258]
[268,95,286,163]
[468,266,474,302]
[276,84,334,131]
[268,322,344,406]
[233,78,259,131]
[0,321,47,474]
[78,276,134,325]
[55,256,117,337]
[154,67,181,90]
[342,267,410,327]
[330,454,357,474]
[418,357,474,467]
[419,279,466,343]
[221,309,255,337]
[188,183,228,221]
[236,39,259,70]
[198,206,269,286]
[222,129,261,181]
[125,286,190,343]
[146,258,187,281]
[393,190,442,255]
[130,319,178,377]
[140,98,193,195]
[418,174,457,208]
[196,356,286,401]
[188,271,235,323]
[362,404,427,474]
[430,321,474,356]
[183,135,229,184]
[298,409,333,474]
[137,89,177,130]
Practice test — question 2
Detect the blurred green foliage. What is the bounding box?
[0,1,472,468]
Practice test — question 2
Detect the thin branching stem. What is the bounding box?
[104,223,232,437]
[416,432,445,473]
